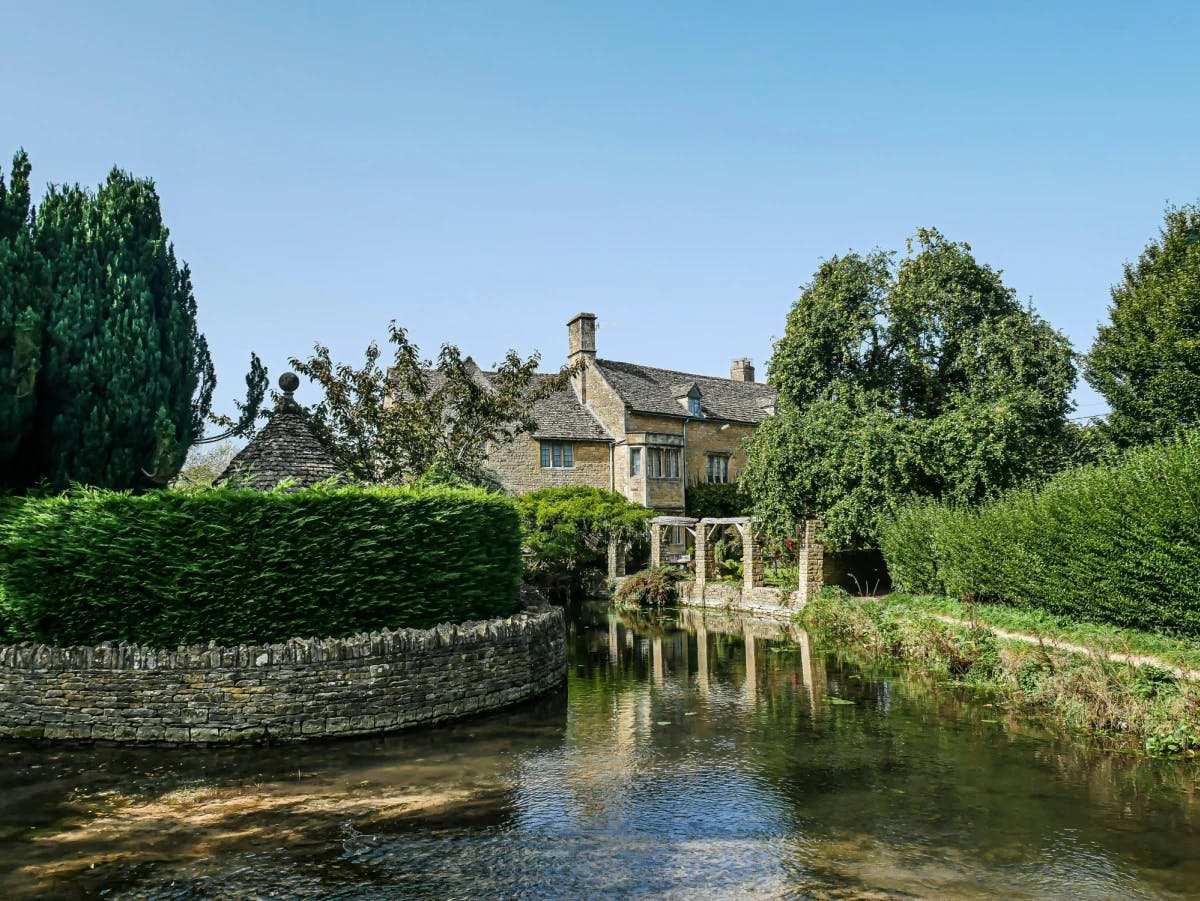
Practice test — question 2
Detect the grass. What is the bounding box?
[799,590,1200,757]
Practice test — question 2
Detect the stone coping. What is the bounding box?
[0,613,545,673]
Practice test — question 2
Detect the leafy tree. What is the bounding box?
[684,480,750,518]
[1085,203,1200,446]
[172,441,240,489]
[291,321,573,485]
[743,228,1076,547]
[515,486,654,599]
[0,150,48,485]
[0,152,267,491]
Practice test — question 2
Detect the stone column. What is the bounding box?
[607,534,626,580]
[694,523,713,588]
[696,621,709,697]
[798,519,825,602]
[650,524,663,568]
[742,522,763,593]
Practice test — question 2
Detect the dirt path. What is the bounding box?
[930,613,1200,681]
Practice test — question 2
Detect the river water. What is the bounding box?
[1,602,1198,899]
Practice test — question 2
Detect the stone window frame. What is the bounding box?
[539,441,575,469]
[706,453,730,484]
[646,446,681,480]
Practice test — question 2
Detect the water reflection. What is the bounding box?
[0,603,1198,899]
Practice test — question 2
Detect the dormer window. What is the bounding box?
[676,383,703,418]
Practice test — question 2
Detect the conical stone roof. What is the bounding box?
[217,373,341,490]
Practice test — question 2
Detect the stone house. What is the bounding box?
[484,313,776,523]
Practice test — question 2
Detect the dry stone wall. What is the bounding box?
[0,609,566,744]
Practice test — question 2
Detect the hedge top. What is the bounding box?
[0,484,523,647]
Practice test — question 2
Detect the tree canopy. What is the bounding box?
[742,228,1076,547]
[0,150,47,481]
[0,150,266,492]
[292,321,573,486]
[1085,203,1200,447]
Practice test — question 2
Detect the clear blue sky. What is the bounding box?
[4,1,1198,423]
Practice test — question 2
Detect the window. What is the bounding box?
[629,447,642,477]
[706,454,730,484]
[647,447,681,479]
[688,396,702,417]
[670,525,685,545]
[539,441,574,468]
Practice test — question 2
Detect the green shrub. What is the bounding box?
[614,567,685,606]
[878,432,1200,636]
[0,485,522,646]
[684,480,750,519]
[876,499,957,594]
[514,487,653,600]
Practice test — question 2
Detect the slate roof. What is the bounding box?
[217,397,341,491]
[404,363,612,443]
[523,374,612,442]
[594,359,777,423]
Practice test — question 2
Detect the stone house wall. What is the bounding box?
[487,435,611,495]
[0,609,566,744]
[683,419,756,487]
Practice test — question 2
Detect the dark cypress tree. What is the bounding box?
[0,150,48,487]
[30,169,217,488]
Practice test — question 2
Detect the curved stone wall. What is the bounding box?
[0,609,566,744]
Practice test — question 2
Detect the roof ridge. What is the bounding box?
[596,357,772,388]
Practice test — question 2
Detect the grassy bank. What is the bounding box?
[799,591,1200,757]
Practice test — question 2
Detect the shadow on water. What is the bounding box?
[1,601,1198,899]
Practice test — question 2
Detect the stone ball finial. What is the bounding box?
[279,372,300,394]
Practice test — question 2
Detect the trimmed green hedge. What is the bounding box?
[0,485,522,647]
[878,432,1200,636]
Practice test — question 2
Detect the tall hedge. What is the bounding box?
[878,433,1200,636]
[0,485,522,647]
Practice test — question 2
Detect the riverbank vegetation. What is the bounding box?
[801,591,1200,756]
[614,567,685,606]
[879,432,1200,637]
[0,485,522,646]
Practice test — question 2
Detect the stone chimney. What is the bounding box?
[730,358,755,382]
[568,312,597,363]
[567,312,597,402]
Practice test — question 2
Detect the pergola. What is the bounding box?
[607,516,826,600]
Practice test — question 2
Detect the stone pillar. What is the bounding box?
[696,621,709,696]
[798,519,825,602]
[607,535,626,580]
[742,523,763,593]
[694,524,713,587]
[650,524,663,568]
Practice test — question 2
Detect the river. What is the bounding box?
[1,601,1197,899]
